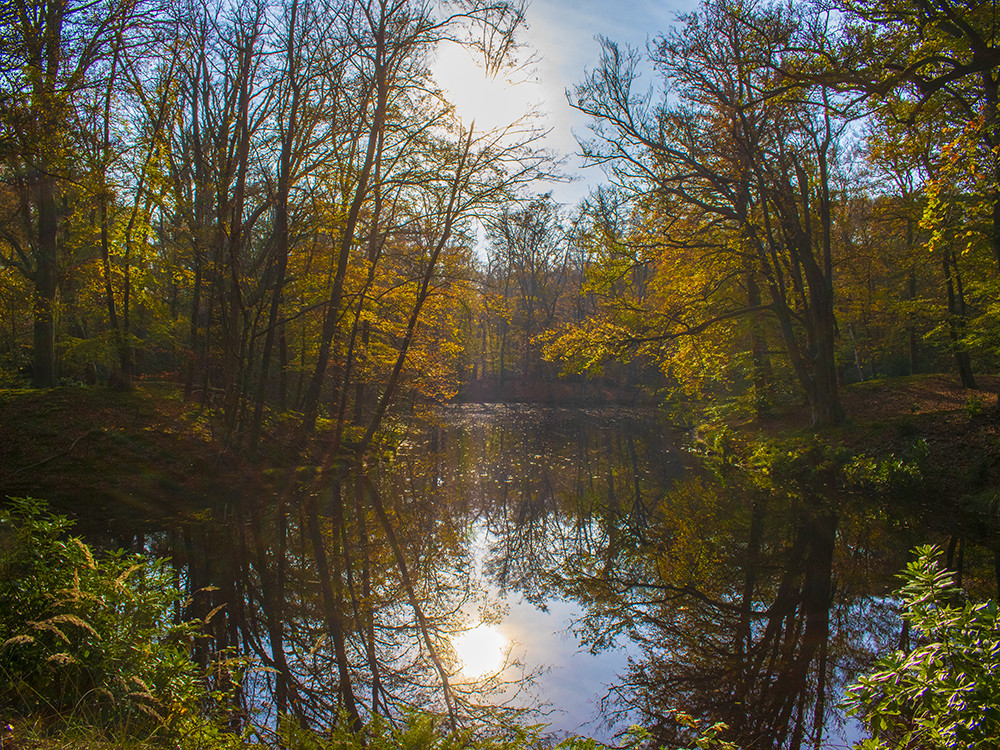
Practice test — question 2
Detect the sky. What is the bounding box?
[455,523,637,740]
[433,0,696,207]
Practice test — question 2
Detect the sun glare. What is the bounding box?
[432,42,541,133]
[453,623,507,679]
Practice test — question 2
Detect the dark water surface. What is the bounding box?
[62,404,1000,747]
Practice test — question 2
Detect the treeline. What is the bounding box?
[543,0,1000,425]
[0,0,559,447]
[4,0,1000,434]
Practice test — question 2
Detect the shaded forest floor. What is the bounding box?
[1,373,999,534]
[758,372,999,430]
[731,373,1000,516]
[837,373,1000,475]
[0,382,290,539]
[755,373,998,453]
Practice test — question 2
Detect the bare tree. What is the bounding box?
[485,193,568,379]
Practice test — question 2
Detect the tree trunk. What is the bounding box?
[304,495,362,731]
[747,269,772,418]
[905,216,919,375]
[32,172,58,388]
[943,248,977,389]
[301,35,385,432]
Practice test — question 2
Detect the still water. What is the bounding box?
[394,405,687,739]
[375,404,991,748]
[109,404,998,747]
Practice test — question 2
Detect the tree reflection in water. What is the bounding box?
[166,452,530,740]
[577,487,849,749]
[141,405,997,746]
[420,405,996,749]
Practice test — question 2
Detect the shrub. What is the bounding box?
[843,545,1000,749]
[964,394,986,418]
[0,498,230,745]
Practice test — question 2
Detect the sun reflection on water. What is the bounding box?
[453,623,508,678]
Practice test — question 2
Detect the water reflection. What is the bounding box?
[453,624,507,678]
[156,460,519,737]
[55,404,1000,746]
[408,405,997,748]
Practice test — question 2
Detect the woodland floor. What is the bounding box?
[755,373,999,461]
[0,382,281,538]
[767,372,1000,429]
[732,373,1000,534]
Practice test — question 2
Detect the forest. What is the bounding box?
[3,0,1000,747]
[2,0,999,433]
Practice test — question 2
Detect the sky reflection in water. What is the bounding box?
[459,519,635,739]
[421,404,892,748]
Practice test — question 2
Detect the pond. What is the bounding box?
[66,403,1000,747]
[398,405,687,735]
[384,404,884,748]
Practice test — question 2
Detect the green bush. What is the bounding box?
[278,713,725,750]
[0,498,233,745]
[843,545,1000,749]
[281,712,548,750]
[964,394,986,418]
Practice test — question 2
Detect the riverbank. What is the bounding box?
[741,373,1000,492]
[749,373,999,437]
[684,374,1000,553]
[0,383,280,536]
[2,373,997,527]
